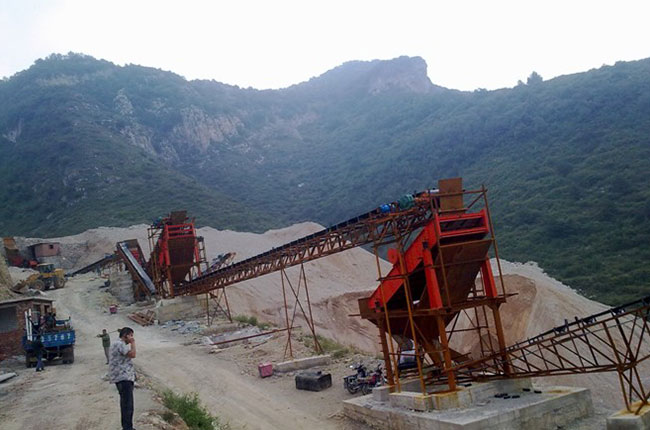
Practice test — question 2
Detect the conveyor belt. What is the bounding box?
[69,254,117,276]
[174,189,442,296]
[116,241,156,294]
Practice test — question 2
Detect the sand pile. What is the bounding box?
[16,224,151,270]
[200,222,391,353]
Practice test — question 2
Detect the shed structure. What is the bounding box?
[29,243,61,259]
[0,296,54,360]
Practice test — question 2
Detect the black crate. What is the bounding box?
[295,371,332,392]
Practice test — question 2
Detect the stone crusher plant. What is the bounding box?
[168,177,650,418]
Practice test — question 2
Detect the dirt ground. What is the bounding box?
[0,274,376,430]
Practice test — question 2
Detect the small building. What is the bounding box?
[0,297,54,360]
[29,242,61,259]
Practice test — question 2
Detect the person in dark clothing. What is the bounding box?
[30,316,45,371]
[45,312,56,330]
[33,337,45,371]
[32,319,41,337]
[109,327,136,430]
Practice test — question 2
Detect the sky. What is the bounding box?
[1,0,650,91]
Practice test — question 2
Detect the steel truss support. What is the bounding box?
[205,288,232,326]
[448,298,650,414]
[280,264,322,359]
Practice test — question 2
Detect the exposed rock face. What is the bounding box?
[171,107,243,153]
[301,56,436,96]
[365,56,435,95]
[114,89,135,116]
[2,119,22,143]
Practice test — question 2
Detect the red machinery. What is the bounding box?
[150,180,650,414]
[359,178,508,392]
[147,211,207,297]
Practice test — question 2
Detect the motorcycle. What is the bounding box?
[343,363,383,395]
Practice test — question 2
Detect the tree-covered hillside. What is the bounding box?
[1,53,649,304]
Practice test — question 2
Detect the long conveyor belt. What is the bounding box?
[174,189,442,296]
[69,254,117,276]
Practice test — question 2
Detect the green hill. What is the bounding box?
[1,52,649,304]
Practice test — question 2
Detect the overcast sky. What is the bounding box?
[2,0,649,91]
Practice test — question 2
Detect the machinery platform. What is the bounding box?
[343,379,594,430]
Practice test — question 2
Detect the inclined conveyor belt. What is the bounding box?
[70,254,117,276]
[117,241,156,294]
[175,188,442,296]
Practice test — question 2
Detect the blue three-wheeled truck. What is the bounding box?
[22,308,76,367]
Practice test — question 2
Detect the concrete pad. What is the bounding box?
[344,384,593,430]
[273,354,331,372]
[155,296,205,323]
[607,402,650,430]
[386,378,534,411]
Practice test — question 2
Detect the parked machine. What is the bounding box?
[13,263,66,292]
[22,308,75,367]
[2,236,37,268]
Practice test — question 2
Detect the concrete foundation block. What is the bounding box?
[155,296,205,323]
[273,355,331,373]
[344,384,593,430]
[389,391,434,411]
[607,403,650,430]
[432,389,473,410]
[373,385,392,402]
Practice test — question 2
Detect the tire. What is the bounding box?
[345,378,359,394]
[25,352,34,368]
[62,347,74,364]
[54,277,61,289]
[32,280,45,291]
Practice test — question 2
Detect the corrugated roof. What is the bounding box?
[0,296,54,307]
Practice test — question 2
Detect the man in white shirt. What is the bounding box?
[108,327,137,430]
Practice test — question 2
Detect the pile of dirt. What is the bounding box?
[14,224,151,270]
[0,256,16,301]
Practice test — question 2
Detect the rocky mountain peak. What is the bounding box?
[363,56,435,94]
[297,56,436,95]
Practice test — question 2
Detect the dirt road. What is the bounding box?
[0,277,162,430]
[1,275,368,430]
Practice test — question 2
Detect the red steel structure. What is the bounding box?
[359,178,509,394]
[147,211,207,298]
[173,179,649,414]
